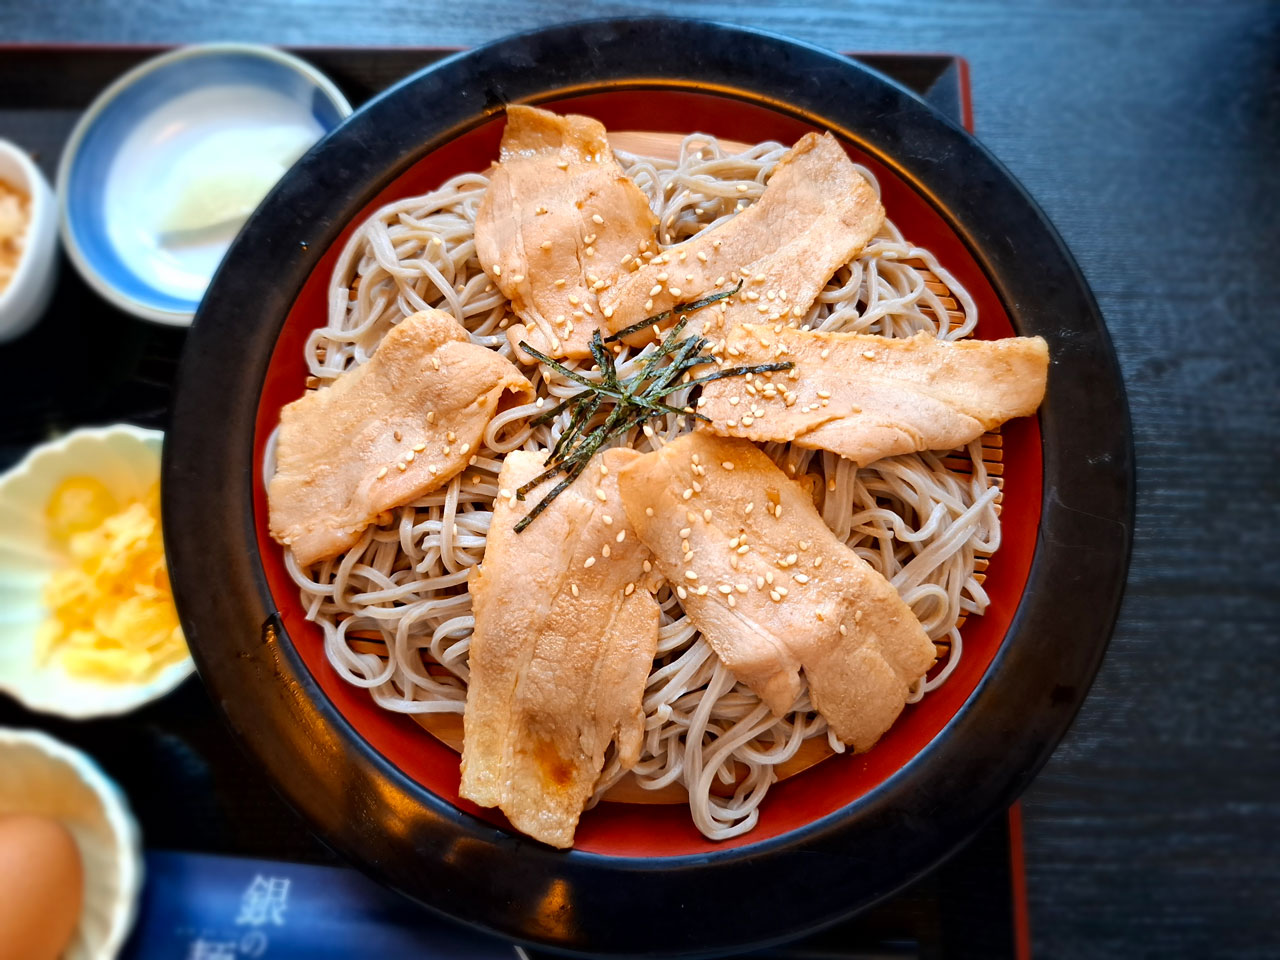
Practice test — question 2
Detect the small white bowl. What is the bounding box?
[0,424,194,718]
[0,729,143,960]
[57,44,352,326]
[0,139,59,343]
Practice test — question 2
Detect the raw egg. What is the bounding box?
[0,814,83,960]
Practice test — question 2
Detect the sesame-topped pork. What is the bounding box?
[460,447,662,848]
[698,326,1049,466]
[475,105,659,360]
[600,132,884,340]
[268,309,533,565]
[617,432,935,753]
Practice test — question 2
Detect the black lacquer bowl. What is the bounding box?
[164,18,1133,957]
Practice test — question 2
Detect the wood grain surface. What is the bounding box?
[3,2,1277,958]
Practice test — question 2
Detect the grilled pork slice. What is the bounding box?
[460,447,662,848]
[475,105,658,360]
[618,432,935,752]
[697,326,1049,466]
[268,309,533,565]
[600,132,884,339]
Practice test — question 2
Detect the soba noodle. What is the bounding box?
[276,134,999,841]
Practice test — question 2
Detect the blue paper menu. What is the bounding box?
[122,852,520,959]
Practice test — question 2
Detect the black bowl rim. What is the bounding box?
[163,17,1133,957]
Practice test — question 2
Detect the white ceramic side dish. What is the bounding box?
[0,729,143,960]
[57,44,352,326]
[0,138,59,343]
[0,424,193,717]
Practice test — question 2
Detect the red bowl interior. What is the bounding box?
[252,90,1043,858]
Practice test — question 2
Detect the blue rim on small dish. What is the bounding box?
[56,44,352,327]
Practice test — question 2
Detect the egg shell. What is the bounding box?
[0,814,84,960]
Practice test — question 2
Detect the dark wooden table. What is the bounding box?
[3,3,1277,958]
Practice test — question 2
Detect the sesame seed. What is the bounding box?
[512,273,525,283]
[799,540,810,551]
[500,488,512,500]
[682,488,694,500]
[741,416,755,426]
[413,442,426,452]
[736,544,749,555]
[431,357,441,370]
[492,264,502,276]
[541,240,552,251]
[718,584,733,595]
[645,507,654,517]
[777,586,789,597]
[770,590,782,602]
[863,350,876,360]
[649,284,664,297]
[406,450,416,463]
[686,511,698,524]
[592,213,605,224]
[571,583,580,597]
[584,556,597,568]
[376,466,388,479]
[643,559,653,572]
[596,488,608,502]
[756,575,765,589]
[604,306,614,318]
[839,624,848,636]
[697,251,709,262]
[554,278,567,287]
[820,348,830,360]
[670,288,682,297]
[765,571,774,584]
[396,462,407,471]
[679,527,692,538]
[556,160,569,170]
[428,464,439,475]
[459,443,470,455]
[817,390,831,399]
[625,582,636,596]
[691,481,702,493]
[393,429,402,441]
[794,573,811,584]
[602,545,611,558]
[585,247,595,257]
[616,530,626,543]
[677,585,688,600]
[684,570,698,581]
[745,502,754,514]
[855,609,863,622]
[814,557,823,568]
[703,508,713,522]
